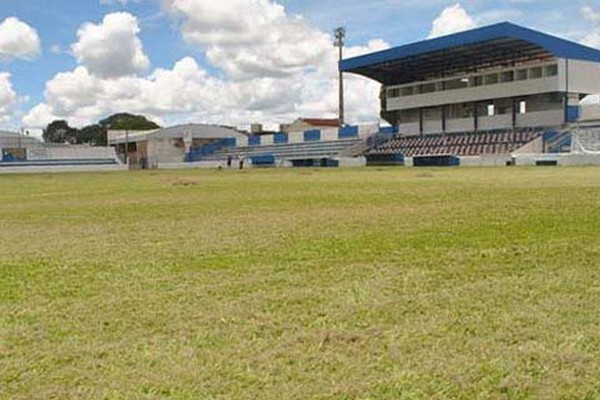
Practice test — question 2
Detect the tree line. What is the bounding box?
[43,113,161,145]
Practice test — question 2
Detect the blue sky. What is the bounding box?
[0,0,599,131]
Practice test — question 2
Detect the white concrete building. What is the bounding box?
[108,124,247,167]
[341,22,600,136]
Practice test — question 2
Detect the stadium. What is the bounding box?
[5,16,600,400]
[162,22,600,169]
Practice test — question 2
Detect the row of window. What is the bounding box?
[387,64,559,99]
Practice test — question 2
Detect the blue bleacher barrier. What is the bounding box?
[566,106,580,123]
[304,130,321,142]
[249,136,261,146]
[186,137,237,162]
[544,130,572,153]
[379,126,399,135]
[274,133,288,144]
[251,154,275,166]
[338,126,359,139]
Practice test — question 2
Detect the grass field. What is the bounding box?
[2,167,600,399]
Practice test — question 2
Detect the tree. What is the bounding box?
[99,113,160,131]
[43,120,78,144]
[79,124,107,146]
[43,113,159,146]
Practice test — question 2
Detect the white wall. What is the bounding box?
[478,114,512,130]
[517,110,563,127]
[513,136,544,154]
[388,76,559,111]
[423,120,443,134]
[27,145,118,161]
[336,157,366,167]
[288,132,304,143]
[237,136,248,147]
[563,59,600,95]
[446,118,474,133]
[261,135,274,145]
[321,128,338,141]
[459,155,512,167]
[580,105,600,121]
[147,138,185,165]
[399,122,420,135]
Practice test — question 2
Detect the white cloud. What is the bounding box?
[582,6,600,49]
[428,3,477,39]
[0,72,18,126]
[0,17,41,62]
[24,2,389,129]
[72,12,150,78]
[165,0,332,80]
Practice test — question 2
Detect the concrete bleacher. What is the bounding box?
[0,158,119,167]
[368,129,543,157]
[200,138,363,162]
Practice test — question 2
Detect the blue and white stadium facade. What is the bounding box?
[184,22,600,168]
[339,22,600,166]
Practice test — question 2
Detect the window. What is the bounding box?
[401,86,414,96]
[484,74,499,85]
[516,69,528,81]
[419,83,436,94]
[388,88,400,98]
[545,64,558,77]
[445,78,469,90]
[530,67,543,79]
[472,76,483,87]
[500,71,514,83]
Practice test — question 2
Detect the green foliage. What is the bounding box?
[42,120,78,144]
[99,112,161,131]
[43,113,159,145]
[79,124,107,146]
[2,168,600,399]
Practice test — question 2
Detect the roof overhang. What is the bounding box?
[341,22,600,85]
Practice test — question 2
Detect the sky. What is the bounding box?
[0,0,599,134]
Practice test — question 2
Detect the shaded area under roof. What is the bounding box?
[340,22,600,85]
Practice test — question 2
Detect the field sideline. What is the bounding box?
[2,167,600,399]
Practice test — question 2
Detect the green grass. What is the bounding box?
[2,167,600,399]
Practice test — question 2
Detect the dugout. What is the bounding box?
[413,155,460,167]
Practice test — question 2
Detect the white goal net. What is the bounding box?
[571,128,600,155]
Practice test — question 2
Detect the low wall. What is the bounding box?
[460,155,512,167]
[27,145,118,161]
[513,153,600,166]
[336,157,366,168]
[0,164,126,174]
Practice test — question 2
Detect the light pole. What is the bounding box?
[125,129,129,165]
[334,27,346,127]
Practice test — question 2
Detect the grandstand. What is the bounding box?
[338,22,600,166]
[187,125,377,167]
[0,130,122,173]
[180,22,600,169]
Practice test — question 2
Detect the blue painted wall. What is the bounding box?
[273,133,288,144]
[249,136,262,146]
[338,126,359,139]
[566,105,580,123]
[304,130,321,142]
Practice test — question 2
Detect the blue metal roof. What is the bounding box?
[340,22,600,82]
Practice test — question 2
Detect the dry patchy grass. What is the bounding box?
[2,167,600,399]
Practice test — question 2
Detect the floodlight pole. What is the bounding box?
[125,129,129,165]
[334,27,346,127]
